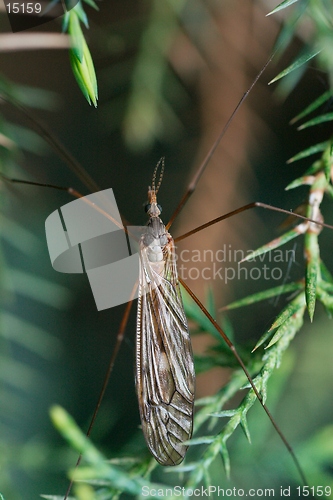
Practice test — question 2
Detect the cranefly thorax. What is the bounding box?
[142,215,169,276]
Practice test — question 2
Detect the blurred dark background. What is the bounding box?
[0,0,332,498]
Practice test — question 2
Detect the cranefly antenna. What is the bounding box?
[152,157,165,195]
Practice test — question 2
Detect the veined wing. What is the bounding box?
[136,233,195,466]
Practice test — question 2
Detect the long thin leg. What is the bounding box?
[0,93,99,193]
[174,201,333,243]
[0,173,83,197]
[179,277,307,486]
[0,173,130,230]
[166,52,276,231]
[63,287,137,500]
[0,172,138,498]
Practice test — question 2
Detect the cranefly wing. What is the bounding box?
[136,233,195,466]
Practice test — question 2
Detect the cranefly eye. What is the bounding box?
[157,204,162,213]
[145,204,151,213]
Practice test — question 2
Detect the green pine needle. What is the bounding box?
[269,49,322,85]
[266,0,299,17]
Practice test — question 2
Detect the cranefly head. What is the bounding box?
[145,157,164,218]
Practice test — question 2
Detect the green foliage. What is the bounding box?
[269,48,322,85]
[271,0,333,95]
[49,406,157,498]
[210,79,333,487]
[65,2,98,106]
[267,0,300,16]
